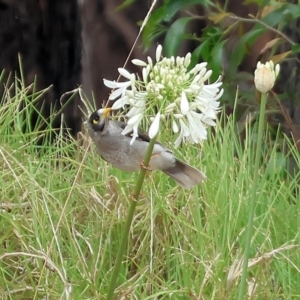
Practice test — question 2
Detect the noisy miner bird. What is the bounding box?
[87,108,206,189]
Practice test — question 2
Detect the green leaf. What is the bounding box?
[142,0,210,48]
[163,0,209,22]
[258,4,300,28]
[291,44,300,55]
[142,7,168,48]
[260,7,286,27]
[190,42,207,69]
[210,39,227,81]
[282,3,300,20]
[116,0,136,11]
[228,28,264,76]
[163,17,192,57]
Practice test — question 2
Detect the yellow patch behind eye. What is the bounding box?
[93,119,99,125]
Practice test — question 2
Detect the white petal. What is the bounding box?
[174,113,184,119]
[197,68,207,81]
[256,61,262,69]
[104,81,132,100]
[132,59,147,66]
[108,87,127,100]
[142,67,149,83]
[174,119,190,148]
[164,103,176,113]
[267,60,274,70]
[174,136,182,148]
[126,103,145,118]
[130,121,142,145]
[147,56,153,67]
[156,83,164,89]
[156,44,162,62]
[129,132,139,145]
[121,124,133,135]
[202,70,212,82]
[179,119,191,137]
[130,73,136,86]
[184,53,191,67]
[121,114,143,145]
[202,116,216,126]
[125,90,134,98]
[111,97,128,110]
[186,113,207,142]
[189,62,207,74]
[206,107,218,118]
[174,125,184,148]
[275,64,280,77]
[180,92,190,115]
[127,113,143,125]
[118,68,133,80]
[103,79,120,89]
[217,87,224,98]
[168,81,174,89]
[165,103,176,110]
[172,120,179,133]
[192,73,202,84]
[187,84,201,93]
[135,91,148,100]
[149,112,161,139]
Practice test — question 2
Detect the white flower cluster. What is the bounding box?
[103,44,223,147]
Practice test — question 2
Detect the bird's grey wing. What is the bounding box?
[115,120,163,145]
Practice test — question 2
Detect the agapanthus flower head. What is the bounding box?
[254,60,280,94]
[103,44,223,147]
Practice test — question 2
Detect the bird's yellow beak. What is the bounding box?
[103,107,112,117]
[97,107,112,118]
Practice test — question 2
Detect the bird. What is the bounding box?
[86,108,206,189]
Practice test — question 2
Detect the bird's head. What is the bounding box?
[87,107,112,134]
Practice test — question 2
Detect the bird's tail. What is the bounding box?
[163,159,206,189]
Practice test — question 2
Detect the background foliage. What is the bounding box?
[141,0,300,183]
[1,80,300,299]
[1,0,300,299]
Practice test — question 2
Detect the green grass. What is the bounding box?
[1,85,300,300]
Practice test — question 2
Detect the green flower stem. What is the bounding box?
[238,92,267,299]
[106,137,157,300]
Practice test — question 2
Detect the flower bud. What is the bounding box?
[132,59,147,67]
[254,61,280,93]
[180,92,190,115]
[184,53,191,67]
[164,102,176,113]
[156,44,162,62]
[149,112,161,139]
[172,120,179,133]
[118,68,132,80]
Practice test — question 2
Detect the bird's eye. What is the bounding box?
[93,118,99,125]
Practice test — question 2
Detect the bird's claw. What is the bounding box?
[130,191,146,201]
[140,161,152,171]
[140,152,161,170]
